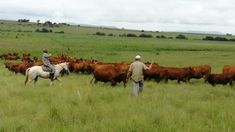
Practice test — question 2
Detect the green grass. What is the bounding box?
[0,20,235,132]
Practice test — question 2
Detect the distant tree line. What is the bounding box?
[18,19,30,22]
[95,32,106,36]
[35,28,64,34]
[202,36,235,42]
[93,32,190,40]
[176,34,188,39]
[35,28,53,33]
[54,31,65,34]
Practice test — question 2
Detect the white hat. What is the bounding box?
[135,55,141,60]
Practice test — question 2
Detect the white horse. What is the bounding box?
[24,62,69,85]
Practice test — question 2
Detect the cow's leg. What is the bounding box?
[165,78,168,83]
[187,77,191,83]
[94,79,98,84]
[123,80,127,88]
[229,81,233,87]
[111,81,116,87]
[155,74,161,83]
[177,79,181,84]
[90,76,94,83]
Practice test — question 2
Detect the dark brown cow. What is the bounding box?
[162,67,193,83]
[90,63,129,87]
[205,73,235,86]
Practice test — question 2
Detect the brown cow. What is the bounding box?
[90,63,129,87]
[14,62,33,74]
[70,61,85,73]
[205,73,235,86]
[33,60,43,66]
[223,65,235,73]
[0,54,5,59]
[22,53,32,62]
[4,62,20,73]
[190,65,211,81]
[162,67,193,83]
[3,55,20,60]
[1,53,20,60]
[144,62,160,81]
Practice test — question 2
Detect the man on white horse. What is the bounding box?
[42,50,56,81]
[24,62,69,85]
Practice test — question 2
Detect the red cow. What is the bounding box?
[144,62,160,81]
[22,53,32,62]
[190,65,211,81]
[205,73,235,86]
[90,64,128,87]
[162,67,193,83]
[223,65,235,74]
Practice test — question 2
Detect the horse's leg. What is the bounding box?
[27,74,36,84]
[55,78,62,86]
[56,78,62,82]
[34,76,38,84]
[28,79,34,84]
[50,81,54,86]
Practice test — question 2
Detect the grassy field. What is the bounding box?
[0,20,235,132]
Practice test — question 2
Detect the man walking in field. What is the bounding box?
[42,50,56,80]
[127,55,153,96]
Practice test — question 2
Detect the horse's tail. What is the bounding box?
[24,68,30,85]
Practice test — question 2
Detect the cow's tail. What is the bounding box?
[24,68,30,85]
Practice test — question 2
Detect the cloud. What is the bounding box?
[0,0,234,33]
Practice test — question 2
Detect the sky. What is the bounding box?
[0,0,234,34]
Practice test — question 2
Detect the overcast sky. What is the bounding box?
[0,0,234,34]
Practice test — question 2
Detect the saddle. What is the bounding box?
[42,65,52,72]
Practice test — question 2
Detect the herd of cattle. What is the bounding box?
[1,52,235,87]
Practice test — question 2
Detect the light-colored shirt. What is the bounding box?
[42,53,51,66]
[129,61,148,82]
